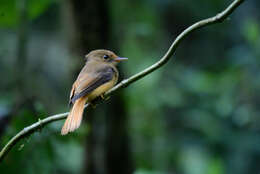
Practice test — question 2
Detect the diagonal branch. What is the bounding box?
[0,0,244,162]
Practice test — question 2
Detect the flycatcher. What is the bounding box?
[61,49,127,135]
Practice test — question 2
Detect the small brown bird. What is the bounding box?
[61,49,127,135]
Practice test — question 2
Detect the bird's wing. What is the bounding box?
[69,67,115,104]
[69,82,76,106]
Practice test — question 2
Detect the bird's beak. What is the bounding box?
[114,57,128,62]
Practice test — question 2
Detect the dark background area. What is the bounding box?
[1,0,260,174]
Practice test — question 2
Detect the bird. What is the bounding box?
[61,49,128,135]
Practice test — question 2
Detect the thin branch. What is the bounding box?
[0,0,244,162]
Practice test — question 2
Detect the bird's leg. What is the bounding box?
[101,94,110,101]
[89,102,96,109]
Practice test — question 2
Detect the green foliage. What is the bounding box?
[243,18,260,45]
[0,0,53,27]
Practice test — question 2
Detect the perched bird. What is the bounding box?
[61,49,127,135]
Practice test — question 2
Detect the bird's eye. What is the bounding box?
[103,55,109,60]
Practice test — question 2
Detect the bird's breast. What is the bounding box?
[87,75,118,101]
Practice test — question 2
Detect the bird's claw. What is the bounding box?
[101,94,110,101]
[89,102,96,109]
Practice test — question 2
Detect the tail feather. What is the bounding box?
[61,96,87,135]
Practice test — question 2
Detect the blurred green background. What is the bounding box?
[0,0,260,174]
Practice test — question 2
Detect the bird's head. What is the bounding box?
[85,49,128,65]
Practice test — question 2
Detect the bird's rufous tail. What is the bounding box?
[61,96,87,135]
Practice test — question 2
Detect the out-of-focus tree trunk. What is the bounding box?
[105,92,134,174]
[16,0,28,96]
[64,0,134,173]
[64,0,110,55]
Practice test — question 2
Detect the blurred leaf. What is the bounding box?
[243,18,260,45]
[0,0,53,27]
[207,158,224,174]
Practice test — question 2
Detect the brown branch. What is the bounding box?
[0,0,244,162]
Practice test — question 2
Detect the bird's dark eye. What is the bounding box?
[103,55,109,60]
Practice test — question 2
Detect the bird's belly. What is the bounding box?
[87,80,116,101]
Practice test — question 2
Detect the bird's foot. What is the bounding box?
[101,94,110,101]
[89,102,96,109]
